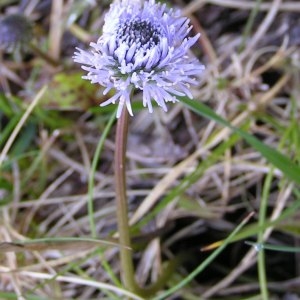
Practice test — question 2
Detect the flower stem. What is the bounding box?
[114,109,181,298]
[114,109,137,293]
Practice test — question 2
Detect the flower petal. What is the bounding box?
[74,0,205,118]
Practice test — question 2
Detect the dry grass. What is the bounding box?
[1,0,300,299]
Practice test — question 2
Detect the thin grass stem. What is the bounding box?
[0,86,47,168]
[154,212,254,300]
[88,112,116,238]
[257,169,273,300]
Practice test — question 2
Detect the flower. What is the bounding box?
[73,0,205,118]
[0,14,33,53]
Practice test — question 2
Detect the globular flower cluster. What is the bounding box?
[74,0,205,118]
[0,14,33,53]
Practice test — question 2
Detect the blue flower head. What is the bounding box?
[74,0,205,118]
[0,14,33,53]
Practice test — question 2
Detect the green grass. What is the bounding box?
[1,0,300,299]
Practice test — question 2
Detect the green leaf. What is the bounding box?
[0,237,126,253]
[181,97,300,185]
[245,241,300,253]
[41,72,100,110]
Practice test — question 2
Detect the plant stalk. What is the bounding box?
[114,109,182,298]
[114,109,137,293]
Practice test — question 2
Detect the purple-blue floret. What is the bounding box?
[74,0,205,117]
